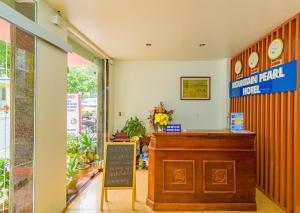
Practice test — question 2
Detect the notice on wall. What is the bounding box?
[230,112,244,132]
[67,94,81,135]
[230,60,297,98]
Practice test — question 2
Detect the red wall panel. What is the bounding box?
[230,14,300,213]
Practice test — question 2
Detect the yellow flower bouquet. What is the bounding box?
[148,102,174,131]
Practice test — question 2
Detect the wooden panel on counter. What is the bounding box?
[147,130,256,211]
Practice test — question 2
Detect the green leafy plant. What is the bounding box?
[123,117,146,138]
[0,158,10,201]
[67,156,79,178]
[67,134,80,156]
[67,65,97,94]
[79,132,97,155]
[78,132,97,165]
[0,40,11,78]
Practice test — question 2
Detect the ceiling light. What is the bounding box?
[146,43,152,47]
[199,43,206,47]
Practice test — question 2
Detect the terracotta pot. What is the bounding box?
[68,175,79,190]
[0,201,9,213]
[79,165,90,178]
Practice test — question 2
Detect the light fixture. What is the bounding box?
[199,43,206,47]
[146,43,152,47]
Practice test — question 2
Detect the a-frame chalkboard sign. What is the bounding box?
[100,142,136,210]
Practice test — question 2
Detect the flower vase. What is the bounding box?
[158,125,165,132]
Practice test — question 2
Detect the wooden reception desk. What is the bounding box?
[147,130,256,211]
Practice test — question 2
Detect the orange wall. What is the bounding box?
[230,14,300,213]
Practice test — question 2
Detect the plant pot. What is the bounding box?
[68,175,79,190]
[157,126,165,132]
[0,200,9,213]
[92,161,101,169]
[79,164,90,178]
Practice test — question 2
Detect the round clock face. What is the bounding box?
[268,38,284,60]
[234,60,243,74]
[248,52,259,69]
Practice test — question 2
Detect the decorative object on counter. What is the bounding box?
[166,124,182,132]
[123,117,146,138]
[180,76,211,100]
[230,112,244,132]
[110,130,130,142]
[148,101,174,132]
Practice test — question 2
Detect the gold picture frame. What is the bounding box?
[180,77,211,100]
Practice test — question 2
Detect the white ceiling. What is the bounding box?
[46,0,300,60]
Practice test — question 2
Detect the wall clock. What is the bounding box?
[248,52,259,69]
[268,38,284,60]
[234,60,243,74]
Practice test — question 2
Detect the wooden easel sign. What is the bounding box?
[100,142,136,210]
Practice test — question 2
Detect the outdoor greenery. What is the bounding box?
[79,132,97,156]
[0,40,11,77]
[66,156,79,178]
[67,66,97,94]
[0,158,10,202]
[123,117,146,138]
[67,134,80,157]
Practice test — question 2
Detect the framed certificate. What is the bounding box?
[180,76,211,100]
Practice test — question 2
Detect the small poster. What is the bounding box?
[67,94,81,135]
[230,112,244,132]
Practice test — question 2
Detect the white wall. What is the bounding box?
[112,59,230,133]
[34,1,68,212]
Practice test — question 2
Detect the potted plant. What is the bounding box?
[148,102,174,131]
[79,132,97,163]
[66,156,79,191]
[77,153,91,178]
[123,117,146,138]
[67,134,80,157]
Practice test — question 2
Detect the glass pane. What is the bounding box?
[66,52,99,202]
[0,18,11,213]
[11,27,35,213]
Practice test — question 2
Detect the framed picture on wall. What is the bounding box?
[180,76,211,100]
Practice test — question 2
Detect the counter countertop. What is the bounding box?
[152,129,255,137]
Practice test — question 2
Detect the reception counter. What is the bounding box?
[146,130,256,211]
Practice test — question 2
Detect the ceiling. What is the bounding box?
[46,0,300,60]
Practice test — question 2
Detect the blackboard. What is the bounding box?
[104,143,135,187]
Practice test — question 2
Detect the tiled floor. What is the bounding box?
[66,170,284,213]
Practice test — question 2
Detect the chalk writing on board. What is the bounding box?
[104,144,134,187]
